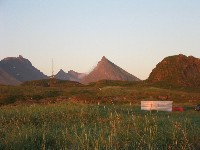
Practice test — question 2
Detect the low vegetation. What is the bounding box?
[0,103,200,149]
[0,79,200,149]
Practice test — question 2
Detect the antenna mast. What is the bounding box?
[51,58,54,78]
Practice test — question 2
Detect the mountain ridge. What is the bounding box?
[55,69,86,82]
[0,55,48,82]
[1,54,200,87]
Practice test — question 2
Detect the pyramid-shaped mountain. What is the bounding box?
[55,69,86,82]
[0,66,21,85]
[81,56,140,84]
[148,54,200,87]
[0,55,48,82]
[55,69,71,80]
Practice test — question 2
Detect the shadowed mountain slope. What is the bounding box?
[0,55,48,82]
[0,67,21,85]
[55,69,71,80]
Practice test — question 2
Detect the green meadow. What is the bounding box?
[0,80,200,149]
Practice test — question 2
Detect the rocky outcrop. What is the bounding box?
[148,54,200,87]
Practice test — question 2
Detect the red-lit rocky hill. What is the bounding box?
[148,54,200,87]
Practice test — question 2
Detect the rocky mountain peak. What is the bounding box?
[81,56,140,84]
[18,55,24,59]
[58,69,65,74]
[0,55,48,82]
[3,55,31,65]
[101,56,107,61]
[100,56,109,63]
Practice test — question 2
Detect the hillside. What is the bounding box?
[81,56,140,84]
[0,55,48,82]
[148,54,200,87]
[21,79,83,87]
[0,67,21,85]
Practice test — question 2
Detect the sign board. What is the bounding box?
[141,101,173,112]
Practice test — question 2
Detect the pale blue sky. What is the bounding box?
[0,0,200,79]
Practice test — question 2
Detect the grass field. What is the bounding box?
[0,80,200,149]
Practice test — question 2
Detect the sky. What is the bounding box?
[0,0,200,80]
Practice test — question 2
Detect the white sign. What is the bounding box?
[141,101,173,112]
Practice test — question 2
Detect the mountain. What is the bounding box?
[55,69,86,82]
[68,70,87,80]
[55,69,71,80]
[81,56,140,84]
[148,54,200,87]
[0,55,48,82]
[0,67,21,85]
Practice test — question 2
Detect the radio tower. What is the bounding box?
[51,58,54,78]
